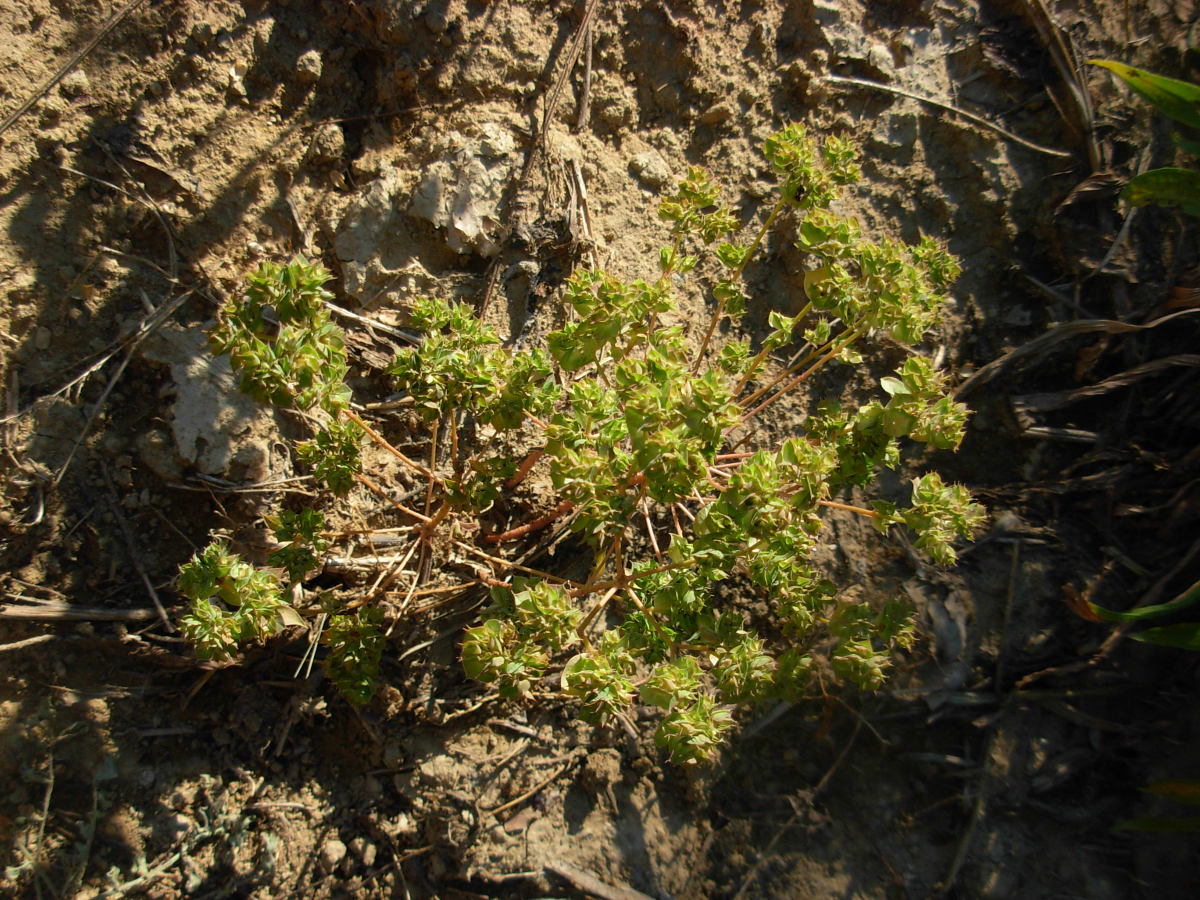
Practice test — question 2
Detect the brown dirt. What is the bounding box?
[2,1,1198,897]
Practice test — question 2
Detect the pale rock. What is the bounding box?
[406,125,517,256]
[139,324,278,478]
[59,69,90,98]
[295,49,323,85]
[629,151,672,190]
[319,838,348,872]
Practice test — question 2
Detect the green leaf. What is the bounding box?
[1174,132,1200,157]
[1086,579,1200,622]
[1122,168,1200,216]
[1145,780,1200,806]
[1089,60,1200,131]
[1130,622,1200,651]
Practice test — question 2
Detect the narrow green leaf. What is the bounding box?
[1089,60,1200,130]
[1086,579,1200,622]
[1122,168,1200,216]
[1113,816,1200,832]
[1173,132,1200,157]
[1145,780,1200,806]
[1130,622,1200,651]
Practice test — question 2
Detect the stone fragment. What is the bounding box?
[629,151,671,190]
[406,124,518,256]
[319,838,347,872]
[139,325,278,478]
[307,123,344,165]
[699,102,734,125]
[295,49,323,85]
[59,69,90,98]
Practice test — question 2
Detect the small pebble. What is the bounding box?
[307,123,344,165]
[319,838,348,872]
[34,326,52,350]
[630,152,671,190]
[295,49,323,85]
[59,69,90,98]
[699,102,733,125]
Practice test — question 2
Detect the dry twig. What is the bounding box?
[823,73,1073,159]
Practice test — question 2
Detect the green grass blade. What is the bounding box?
[1146,780,1200,806]
[1122,168,1200,215]
[1130,622,1200,651]
[1089,60,1200,130]
[1086,579,1200,623]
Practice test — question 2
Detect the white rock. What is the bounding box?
[139,325,278,477]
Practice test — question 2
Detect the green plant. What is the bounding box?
[1114,779,1200,832]
[179,124,984,761]
[1090,60,1200,215]
[1071,577,1200,651]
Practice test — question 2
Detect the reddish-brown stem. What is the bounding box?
[817,499,879,518]
[742,326,865,423]
[344,409,438,482]
[421,499,453,538]
[484,499,575,544]
[504,447,545,490]
[354,473,431,523]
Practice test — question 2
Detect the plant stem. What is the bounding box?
[817,499,879,518]
[452,540,577,586]
[570,558,693,597]
[344,409,438,481]
[624,583,675,648]
[354,473,431,523]
[484,499,575,544]
[421,499,453,538]
[505,447,546,489]
[692,195,787,373]
[740,320,868,422]
[426,416,440,517]
[732,301,813,396]
[739,317,859,409]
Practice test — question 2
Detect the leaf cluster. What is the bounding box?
[210,257,364,495]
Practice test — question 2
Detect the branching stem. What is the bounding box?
[344,409,438,482]
[741,321,869,422]
[692,195,788,372]
[733,301,813,396]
